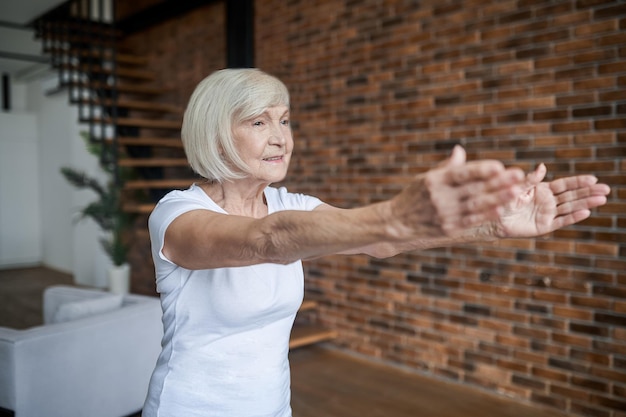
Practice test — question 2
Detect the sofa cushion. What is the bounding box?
[51,294,124,324]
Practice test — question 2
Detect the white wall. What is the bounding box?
[0,112,42,267]
[0,73,111,288]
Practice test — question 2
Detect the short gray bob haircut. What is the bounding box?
[181,68,290,182]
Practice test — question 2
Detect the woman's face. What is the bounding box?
[231,105,293,185]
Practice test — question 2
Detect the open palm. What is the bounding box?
[496,164,610,239]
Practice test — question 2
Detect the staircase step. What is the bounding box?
[289,325,337,349]
[66,81,167,95]
[124,178,194,190]
[117,137,183,147]
[299,300,318,311]
[45,47,148,65]
[123,203,157,214]
[82,99,182,113]
[40,34,117,47]
[87,117,181,130]
[118,158,188,167]
[118,118,181,129]
[59,64,156,81]
[38,19,122,38]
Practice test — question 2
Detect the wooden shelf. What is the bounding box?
[123,178,194,190]
[117,137,183,147]
[65,81,167,95]
[58,64,156,81]
[290,324,337,350]
[119,158,187,168]
[82,99,182,114]
[85,117,181,130]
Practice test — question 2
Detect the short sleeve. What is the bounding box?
[148,188,214,268]
[269,186,324,212]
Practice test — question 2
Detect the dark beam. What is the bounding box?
[226,0,254,68]
[116,0,219,34]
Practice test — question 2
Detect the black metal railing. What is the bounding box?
[33,0,121,182]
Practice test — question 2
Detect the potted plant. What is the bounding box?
[60,134,135,293]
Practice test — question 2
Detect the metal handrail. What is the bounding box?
[33,0,120,183]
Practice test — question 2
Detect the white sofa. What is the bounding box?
[0,285,163,417]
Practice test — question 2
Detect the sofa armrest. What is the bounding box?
[0,327,20,410]
[43,285,112,324]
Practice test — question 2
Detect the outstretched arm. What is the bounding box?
[163,146,526,269]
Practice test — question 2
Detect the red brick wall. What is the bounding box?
[256,1,625,416]
[123,0,625,415]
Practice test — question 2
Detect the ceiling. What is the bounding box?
[0,0,67,78]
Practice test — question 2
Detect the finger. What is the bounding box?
[525,163,547,188]
[438,145,466,168]
[456,168,525,201]
[551,209,592,231]
[447,160,514,185]
[461,185,522,215]
[556,183,611,204]
[549,175,599,195]
[557,195,608,216]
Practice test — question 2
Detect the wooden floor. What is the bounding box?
[290,347,565,417]
[0,267,566,417]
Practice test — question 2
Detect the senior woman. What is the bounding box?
[143,68,609,417]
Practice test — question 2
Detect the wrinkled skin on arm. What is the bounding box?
[163,146,610,268]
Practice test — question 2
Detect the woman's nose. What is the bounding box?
[269,124,287,145]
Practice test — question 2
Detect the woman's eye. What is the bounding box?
[281,119,290,126]
[253,121,264,126]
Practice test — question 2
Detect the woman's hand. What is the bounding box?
[492,164,611,239]
[388,146,526,240]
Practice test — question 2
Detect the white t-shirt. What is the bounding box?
[143,184,323,417]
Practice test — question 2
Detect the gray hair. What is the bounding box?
[181,68,291,182]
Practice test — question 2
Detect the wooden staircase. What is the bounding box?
[34,0,335,350]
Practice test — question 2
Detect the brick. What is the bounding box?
[550,383,591,401]
[594,3,626,20]
[594,312,626,326]
[553,306,593,321]
[512,374,546,390]
[555,38,596,53]
[532,366,568,383]
[570,402,611,417]
[596,118,626,130]
[570,348,611,366]
[574,19,618,36]
[552,329,592,348]
[552,120,592,132]
[569,321,610,337]
[590,394,626,411]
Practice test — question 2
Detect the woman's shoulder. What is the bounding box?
[157,183,212,205]
[151,183,221,217]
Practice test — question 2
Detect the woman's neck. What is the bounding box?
[200,180,269,218]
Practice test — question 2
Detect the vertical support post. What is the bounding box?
[226,0,254,68]
[2,73,9,112]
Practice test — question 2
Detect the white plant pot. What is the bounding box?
[108,263,130,294]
